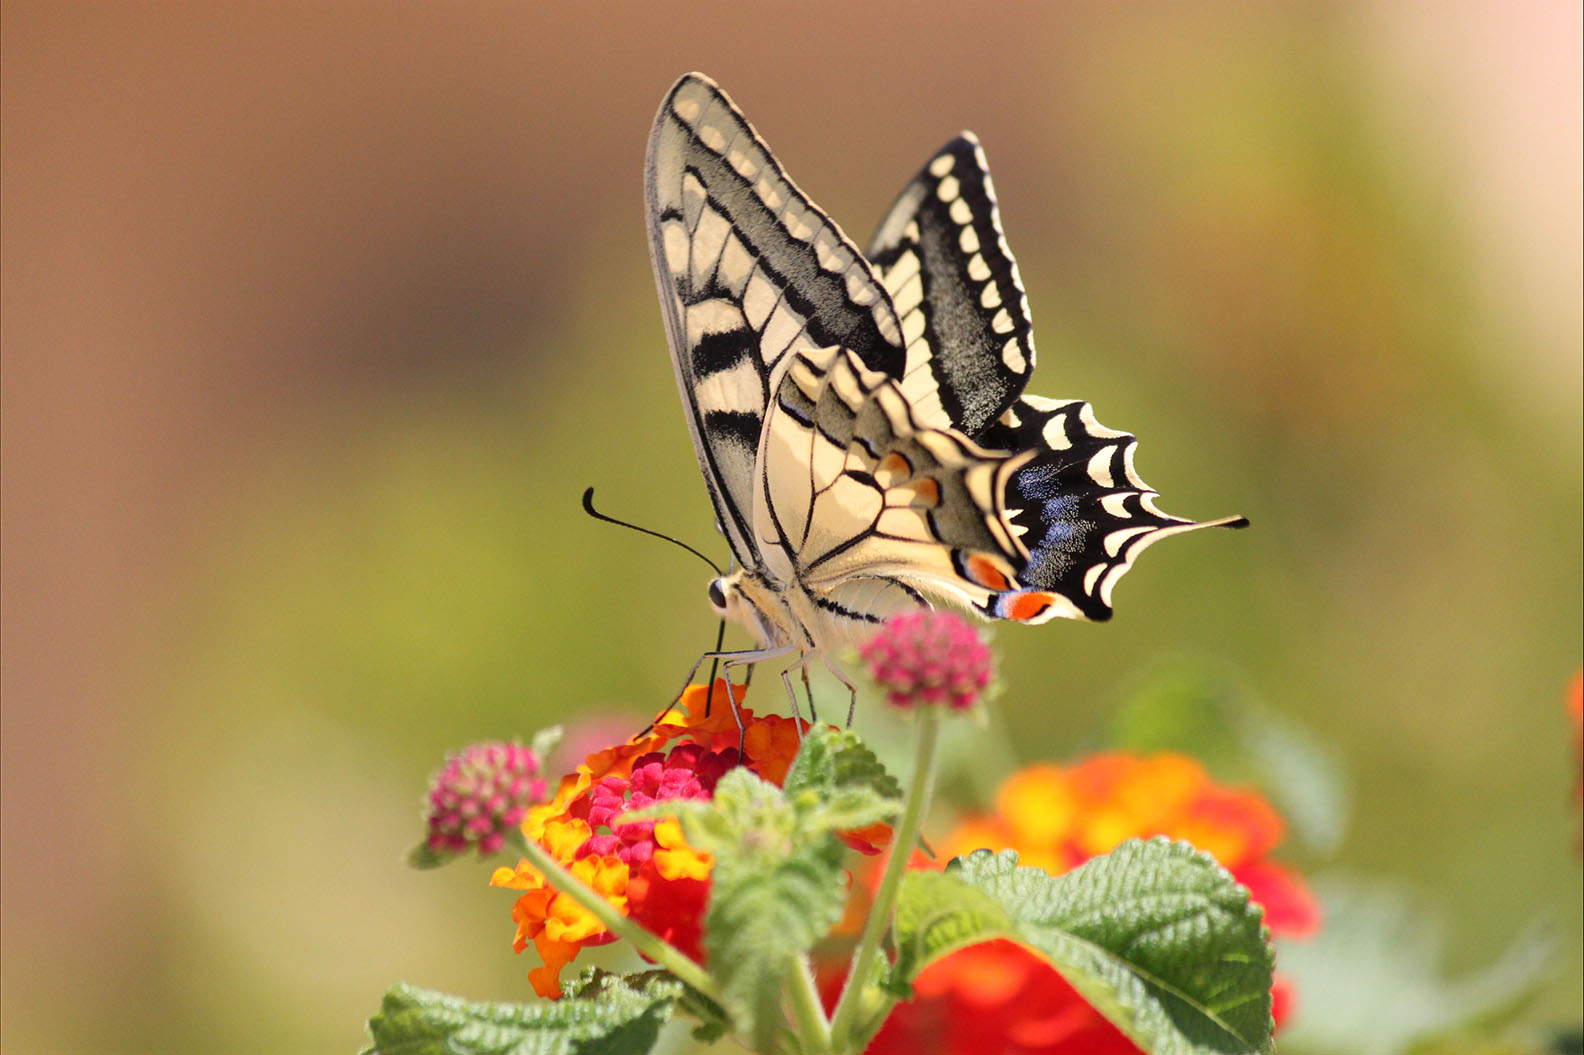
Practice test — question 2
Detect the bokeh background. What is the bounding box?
[3,4,1579,1052]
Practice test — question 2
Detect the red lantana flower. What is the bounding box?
[860,753,1319,1055]
[492,683,886,997]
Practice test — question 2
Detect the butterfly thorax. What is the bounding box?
[710,568,903,656]
[709,569,811,653]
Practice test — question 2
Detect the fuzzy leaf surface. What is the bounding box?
[890,841,1275,1055]
[362,970,681,1055]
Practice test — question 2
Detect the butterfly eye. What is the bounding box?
[707,579,728,612]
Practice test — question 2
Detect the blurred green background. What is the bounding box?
[3,4,1579,1052]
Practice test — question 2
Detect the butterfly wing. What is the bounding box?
[645,73,906,567]
[866,133,1037,437]
[867,133,1246,622]
[752,345,1035,643]
[980,399,1248,622]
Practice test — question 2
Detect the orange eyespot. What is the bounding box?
[1007,592,1056,622]
[966,555,1013,592]
[909,478,940,507]
[878,452,912,478]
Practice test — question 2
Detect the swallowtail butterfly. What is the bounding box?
[645,73,1245,692]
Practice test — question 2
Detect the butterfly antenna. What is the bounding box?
[582,487,724,576]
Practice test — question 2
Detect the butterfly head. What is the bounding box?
[705,568,800,651]
[706,576,730,616]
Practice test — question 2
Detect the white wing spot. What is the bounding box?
[929,153,955,178]
[690,208,731,288]
[936,175,960,202]
[1077,403,1128,439]
[727,146,757,180]
[980,283,1002,310]
[783,203,815,242]
[991,308,1014,334]
[814,229,844,273]
[1083,563,1106,596]
[1104,526,1154,558]
[662,220,690,277]
[845,268,878,306]
[717,233,755,296]
[698,122,727,152]
[695,358,763,415]
[757,177,784,212]
[948,199,972,225]
[959,225,981,254]
[743,267,778,330]
[1100,493,1134,518]
[1041,414,1071,450]
[967,254,990,281]
[1086,447,1115,488]
[1001,338,1026,372]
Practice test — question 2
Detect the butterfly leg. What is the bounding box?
[643,644,789,738]
[719,643,799,751]
[778,666,804,739]
[800,666,817,724]
[818,654,860,727]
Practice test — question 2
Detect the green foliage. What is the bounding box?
[362,970,682,1055]
[404,842,449,870]
[890,842,1276,1055]
[1274,877,1555,1055]
[781,726,903,835]
[658,766,851,1050]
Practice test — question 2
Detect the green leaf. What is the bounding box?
[668,767,850,1051]
[783,727,902,803]
[890,841,1275,1055]
[1107,657,1349,855]
[405,841,450,870]
[783,726,903,836]
[1273,876,1555,1054]
[362,970,682,1055]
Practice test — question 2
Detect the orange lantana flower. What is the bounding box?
[492,683,877,997]
[861,753,1319,1055]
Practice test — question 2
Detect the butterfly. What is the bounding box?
[644,73,1245,706]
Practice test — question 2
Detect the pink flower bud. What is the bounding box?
[422,741,548,860]
[859,610,994,712]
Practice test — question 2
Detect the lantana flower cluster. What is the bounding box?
[851,752,1320,1055]
[491,682,886,997]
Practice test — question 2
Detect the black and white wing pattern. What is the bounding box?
[865,134,1247,622]
[645,74,905,568]
[644,72,1244,655]
[866,133,1037,438]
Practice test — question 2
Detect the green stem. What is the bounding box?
[504,829,721,1002]
[827,707,943,1050]
[786,954,832,1055]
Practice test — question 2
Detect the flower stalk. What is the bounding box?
[827,705,943,1051]
[786,955,833,1055]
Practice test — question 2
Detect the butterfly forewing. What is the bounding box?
[645,73,906,567]
[867,134,1038,438]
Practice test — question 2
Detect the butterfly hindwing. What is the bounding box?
[752,345,1034,642]
[646,73,906,566]
[866,134,1037,438]
[868,133,1245,623]
[980,397,1248,622]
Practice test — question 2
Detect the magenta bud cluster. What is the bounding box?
[425,741,548,858]
[859,609,994,711]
